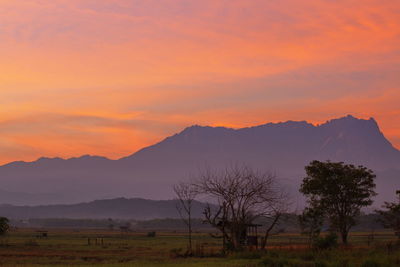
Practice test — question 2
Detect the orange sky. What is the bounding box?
[0,0,399,164]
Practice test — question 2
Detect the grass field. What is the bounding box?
[0,228,399,266]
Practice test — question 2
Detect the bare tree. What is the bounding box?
[260,208,285,250]
[173,181,197,254]
[195,164,288,251]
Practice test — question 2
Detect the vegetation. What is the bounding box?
[0,217,10,236]
[2,161,398,266]
[300,161,377,244]
[173,181,197,254]
[313,232,338,250]
[0,229,399,266]
[193,164,287,251]
[298,206,324,246]
[377,190,400,239]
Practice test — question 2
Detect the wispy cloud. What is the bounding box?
[0,0,399,163]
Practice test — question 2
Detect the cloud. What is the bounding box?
[0,112,184,163]
[0,0,399,163]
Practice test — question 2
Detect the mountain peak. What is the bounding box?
[321,115,379,129]
[325,114,375,122]
[177,124,234,138]
[180,116,375,134]
[182,124,232,132]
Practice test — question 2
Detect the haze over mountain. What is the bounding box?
[0,115,399,206]
[0,198,208,220]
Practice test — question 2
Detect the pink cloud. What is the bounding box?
[0,0,399,163]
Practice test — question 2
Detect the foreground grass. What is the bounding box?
[0,229,399,266]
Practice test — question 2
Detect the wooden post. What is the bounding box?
[255,225,258,250]
[222,201,226,253]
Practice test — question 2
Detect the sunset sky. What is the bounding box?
[0,0,399,164]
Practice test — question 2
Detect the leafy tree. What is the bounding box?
[0,217,10,236]
[298,206,324,246]
[376,190,400,239]
[300,160,376,244]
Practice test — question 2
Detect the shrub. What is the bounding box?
[300,252,315,261]
[361,259,380,267]
[147,231,156,237]
[260,256,289,267]
[335,258,350,267]
[314,233,338,250]
[24,240,39,246]
[169,248,183,258]
[268,251,280,258]
[261,257,319,267]
[314,260,327,267]
[230,251,262,259]
[0,217,10,236]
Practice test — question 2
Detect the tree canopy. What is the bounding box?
[300,160,376,244]
[0,217,10,236]
[195,164,287,251]
[376,190,400,238]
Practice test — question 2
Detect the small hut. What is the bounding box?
[245,223,262,249]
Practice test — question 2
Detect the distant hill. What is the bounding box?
[0,198,209,220]
[0,188,60,206]
[0,115,399,205]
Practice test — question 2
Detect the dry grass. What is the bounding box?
[0,229,398,266]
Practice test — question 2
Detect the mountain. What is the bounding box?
[0,115,399,206]
[122,115,399,172]
[0,198,208,220]
[0,189,59,206]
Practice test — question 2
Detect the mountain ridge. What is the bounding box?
[2,115,398,167]
[0,115,399,206]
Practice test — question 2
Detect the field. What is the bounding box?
[0,229,400,266]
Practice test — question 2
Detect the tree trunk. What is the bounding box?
[341,230,348,245]
[232,229,241,250]
[188,211,192,253]
[261,213,281,250]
